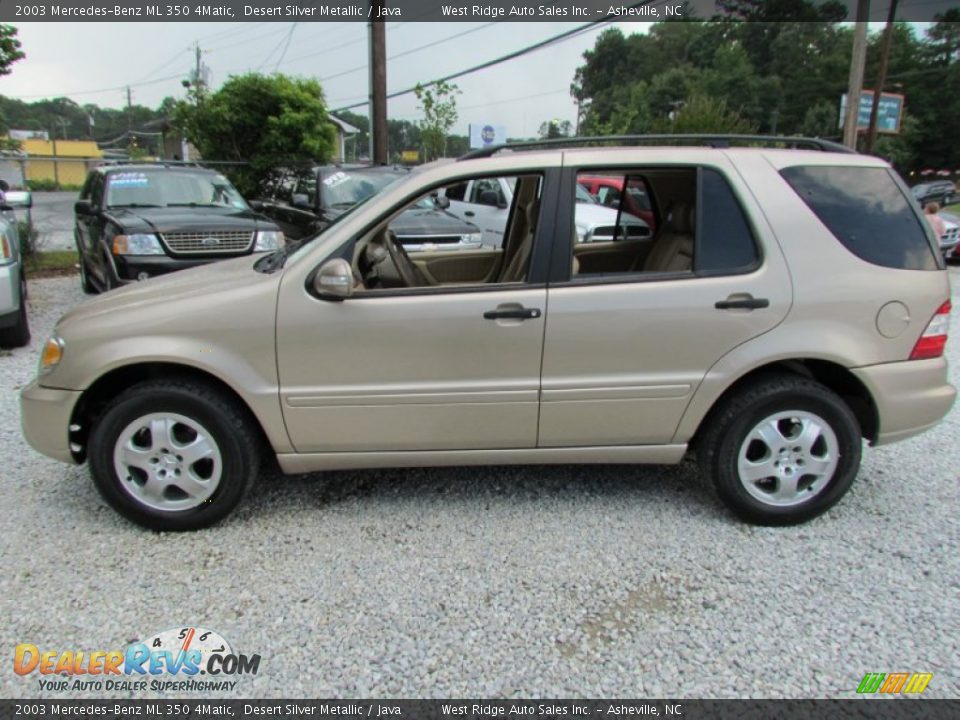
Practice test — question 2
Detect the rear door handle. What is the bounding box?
[715,295,769,310]
[483,306,542,320]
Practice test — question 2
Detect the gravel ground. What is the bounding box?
[1,271,958,699]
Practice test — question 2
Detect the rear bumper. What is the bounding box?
[20,381,82,464]
[852,357,956,446]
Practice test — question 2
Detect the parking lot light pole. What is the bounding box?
[843,0,870,150]
[865,0,899,154]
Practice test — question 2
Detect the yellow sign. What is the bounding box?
[400,150,419,163]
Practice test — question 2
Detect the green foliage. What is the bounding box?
[651,94,757,134]
[414,81,460,161]
[173,73,336,196]
[17,220,36,259]
[0,25,25,77]
[572,17,959,173]
[24,179,83,192]
[538,120,573,139]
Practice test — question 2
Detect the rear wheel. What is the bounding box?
[697,374,862,525]
[0,274,30,348]
[88,380,261,530]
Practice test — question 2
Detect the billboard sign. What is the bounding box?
[839,90,905,134]
[469,123,507,149]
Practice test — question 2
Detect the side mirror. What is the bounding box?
[248,199,264,211]
[292,193,312,210]
[4,191,32,209]
[313,258,354,300]
[432,193,450,210]
[0,179,9,193]
[75,200,94,216]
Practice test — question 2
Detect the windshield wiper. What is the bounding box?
[107,203,163,209]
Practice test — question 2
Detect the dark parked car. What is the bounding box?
[74,164,284,293]
[911,180,955,207]
[254,165,482,250]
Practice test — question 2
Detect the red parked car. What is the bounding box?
[578,174,657,230]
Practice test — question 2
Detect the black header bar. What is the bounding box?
[0,1,951,23]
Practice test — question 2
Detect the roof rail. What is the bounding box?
[458,134,855,160]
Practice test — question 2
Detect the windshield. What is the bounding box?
[575,184,598,203]
[105,170,248,209]
[320,169,407,209]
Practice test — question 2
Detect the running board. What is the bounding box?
[277,444,688,474]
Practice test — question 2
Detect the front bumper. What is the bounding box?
[20,381,83,464]
[112,253,250,283]
[852,357,956,446]
[0,261,19,319]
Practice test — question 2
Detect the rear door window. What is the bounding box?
[781,166,938,270]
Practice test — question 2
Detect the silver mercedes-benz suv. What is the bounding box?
[21,136,955,530]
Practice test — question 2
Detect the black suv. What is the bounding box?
[254,165,482,250]
[74,164,284,293]
[911,180,955,206]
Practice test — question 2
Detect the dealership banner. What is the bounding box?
[2,700,959,719]
[0,0,951,22]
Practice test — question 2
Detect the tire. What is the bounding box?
[0,274,31,348]
[697,373,862,526]
[88,380,261,531]
[78,252,98,295]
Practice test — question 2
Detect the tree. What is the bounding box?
[538,119,572,139]
[173,73,336,196]
[650,93,757,134]
[414,81,460,161]
[0,25,25,77]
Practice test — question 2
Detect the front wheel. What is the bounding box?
[697,374,862,526]
[88,380,261,530]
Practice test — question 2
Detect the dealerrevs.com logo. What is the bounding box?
[14,627,261,692]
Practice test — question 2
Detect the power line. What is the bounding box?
[317,23,499,84]
[330,14,635,113]
[274,23,299,71]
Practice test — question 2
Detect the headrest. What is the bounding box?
[667,202,695,235]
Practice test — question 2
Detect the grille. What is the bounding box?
[399,234,465,245]
[589,225,651,241]
[160,230,254,255]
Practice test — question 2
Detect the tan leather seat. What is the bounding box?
[641,202,695,273]
[499,183,540,283]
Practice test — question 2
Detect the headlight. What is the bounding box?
[112,234,164,256]
[461,232,482,246]
[39,336,64,375]
[575,225,588,243]
[254,230,285,252]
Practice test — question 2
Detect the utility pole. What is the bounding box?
[368,1,388,165]
[842,0,870,150]
[865,0,899,154]
[126,86,133,129]
[194,41,203,88]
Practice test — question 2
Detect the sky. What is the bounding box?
[1,21,652,138]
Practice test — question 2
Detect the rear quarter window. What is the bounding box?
[780,165,938,271]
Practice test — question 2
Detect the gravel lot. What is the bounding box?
[2,271,958,699]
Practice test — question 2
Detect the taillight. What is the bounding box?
[910,300,951,360]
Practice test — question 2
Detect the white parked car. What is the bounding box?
[0,183,32,348]
[441,176,650,248]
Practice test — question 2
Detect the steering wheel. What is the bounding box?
[384,229,425,287]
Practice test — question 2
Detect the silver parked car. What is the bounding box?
[21,136,956,530]
[0,183,32,348]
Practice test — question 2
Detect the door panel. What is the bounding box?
[572,239,654,275]
[539,267,790,447]
[411,248,502,284]
[277,285,547,452]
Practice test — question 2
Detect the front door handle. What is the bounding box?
[483,306,542,320]
[464,210,476,218]
[715,295,770,310]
